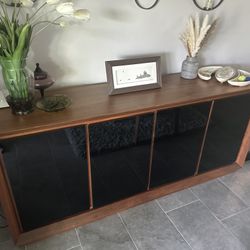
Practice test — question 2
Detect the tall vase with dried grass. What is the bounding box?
[180,14,216,79]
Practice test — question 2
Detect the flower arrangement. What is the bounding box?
[205,0,214,10]
[0,0,90,114]
[180,14,216,58]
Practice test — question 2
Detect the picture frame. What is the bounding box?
[106,56,162,95]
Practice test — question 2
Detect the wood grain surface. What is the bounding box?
[1,73,250,139]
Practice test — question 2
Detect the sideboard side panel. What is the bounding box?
[0,148,21,242]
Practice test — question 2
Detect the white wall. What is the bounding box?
[30,0,250,87]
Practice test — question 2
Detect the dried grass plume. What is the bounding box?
[180,14,216,57]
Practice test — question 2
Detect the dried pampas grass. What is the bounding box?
[180,14,216,57]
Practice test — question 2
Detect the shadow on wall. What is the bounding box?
[102,8,132,23]
[120,52,174,76]
[30,26,76,87]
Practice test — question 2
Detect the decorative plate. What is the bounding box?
[228,70,250,87]
[198,66,223,80]
[36,95,71,112]
[215,66,237,83]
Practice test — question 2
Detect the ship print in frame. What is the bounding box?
[106,56,162,95]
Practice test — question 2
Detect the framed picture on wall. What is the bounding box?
[106,56,162,95]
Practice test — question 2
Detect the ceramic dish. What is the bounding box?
[228,70,250,87]
[215,66,237,83]
[198,66,223,80]
[36,95,71,112]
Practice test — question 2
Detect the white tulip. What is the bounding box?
[59,21,67,27]
[73,9,90,21]
[56,2,74,15]
[20,0,34,7]
[46,0,60,5]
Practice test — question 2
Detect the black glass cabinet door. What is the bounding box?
[89,114,154,208]
[1,126,90,232]
[199,94,250,173]
[150,102,211,188]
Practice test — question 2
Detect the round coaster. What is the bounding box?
[36,95,71,112]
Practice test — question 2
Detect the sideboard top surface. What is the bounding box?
[1,73,250,139]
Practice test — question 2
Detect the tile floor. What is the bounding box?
[2,162,250,249]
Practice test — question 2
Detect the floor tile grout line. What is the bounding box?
[189,190,247,248]
[155,200,194,250]
[218,178,249,207]
[160,199,200,214]
[221,207,250,222]
[190,181,249,220]
[117,213,139,250]
[66,244,82,250]
[74,228,84,250]
[221,223,248,250]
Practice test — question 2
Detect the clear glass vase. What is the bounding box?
[181,56,199,80]
[1,58,34,115]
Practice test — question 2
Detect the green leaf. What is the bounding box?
[0,32,11,54]
[13,23,32,61]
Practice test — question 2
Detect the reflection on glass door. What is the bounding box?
[151,102,211,187]
[89,114,154,207]
[199,94,250,173]
[1,126,90,231]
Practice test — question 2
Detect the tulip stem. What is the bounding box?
[31,15,62,42]
[31,9,56,25]
[29,2,47,21]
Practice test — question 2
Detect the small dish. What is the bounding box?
[215,66,237,83]
[198,66,223,80]
[228,70,250,87]
[36,95,71,112]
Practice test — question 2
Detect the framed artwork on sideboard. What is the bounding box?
[106,56,162,95]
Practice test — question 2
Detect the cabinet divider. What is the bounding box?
[147,111,158,190]
[134,116,140,145]
[85,125,94,209]
[195,101,215,175]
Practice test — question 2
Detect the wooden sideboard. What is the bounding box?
[1,73,250,245]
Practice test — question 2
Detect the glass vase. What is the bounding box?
[1,58,34,115]
[181,56,199,80]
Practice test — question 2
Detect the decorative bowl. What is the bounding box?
[198,66,223,80]
[215,66,237,83]
[36,95,71,112]
[228,70,250,87]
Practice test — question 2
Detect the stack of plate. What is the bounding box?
[198,66,223,81]
[198,66,250,87]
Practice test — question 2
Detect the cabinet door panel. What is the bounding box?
[199,94,250,173]
[89,114,153,207]
[151,103,211,187]
[1,127,90,231]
